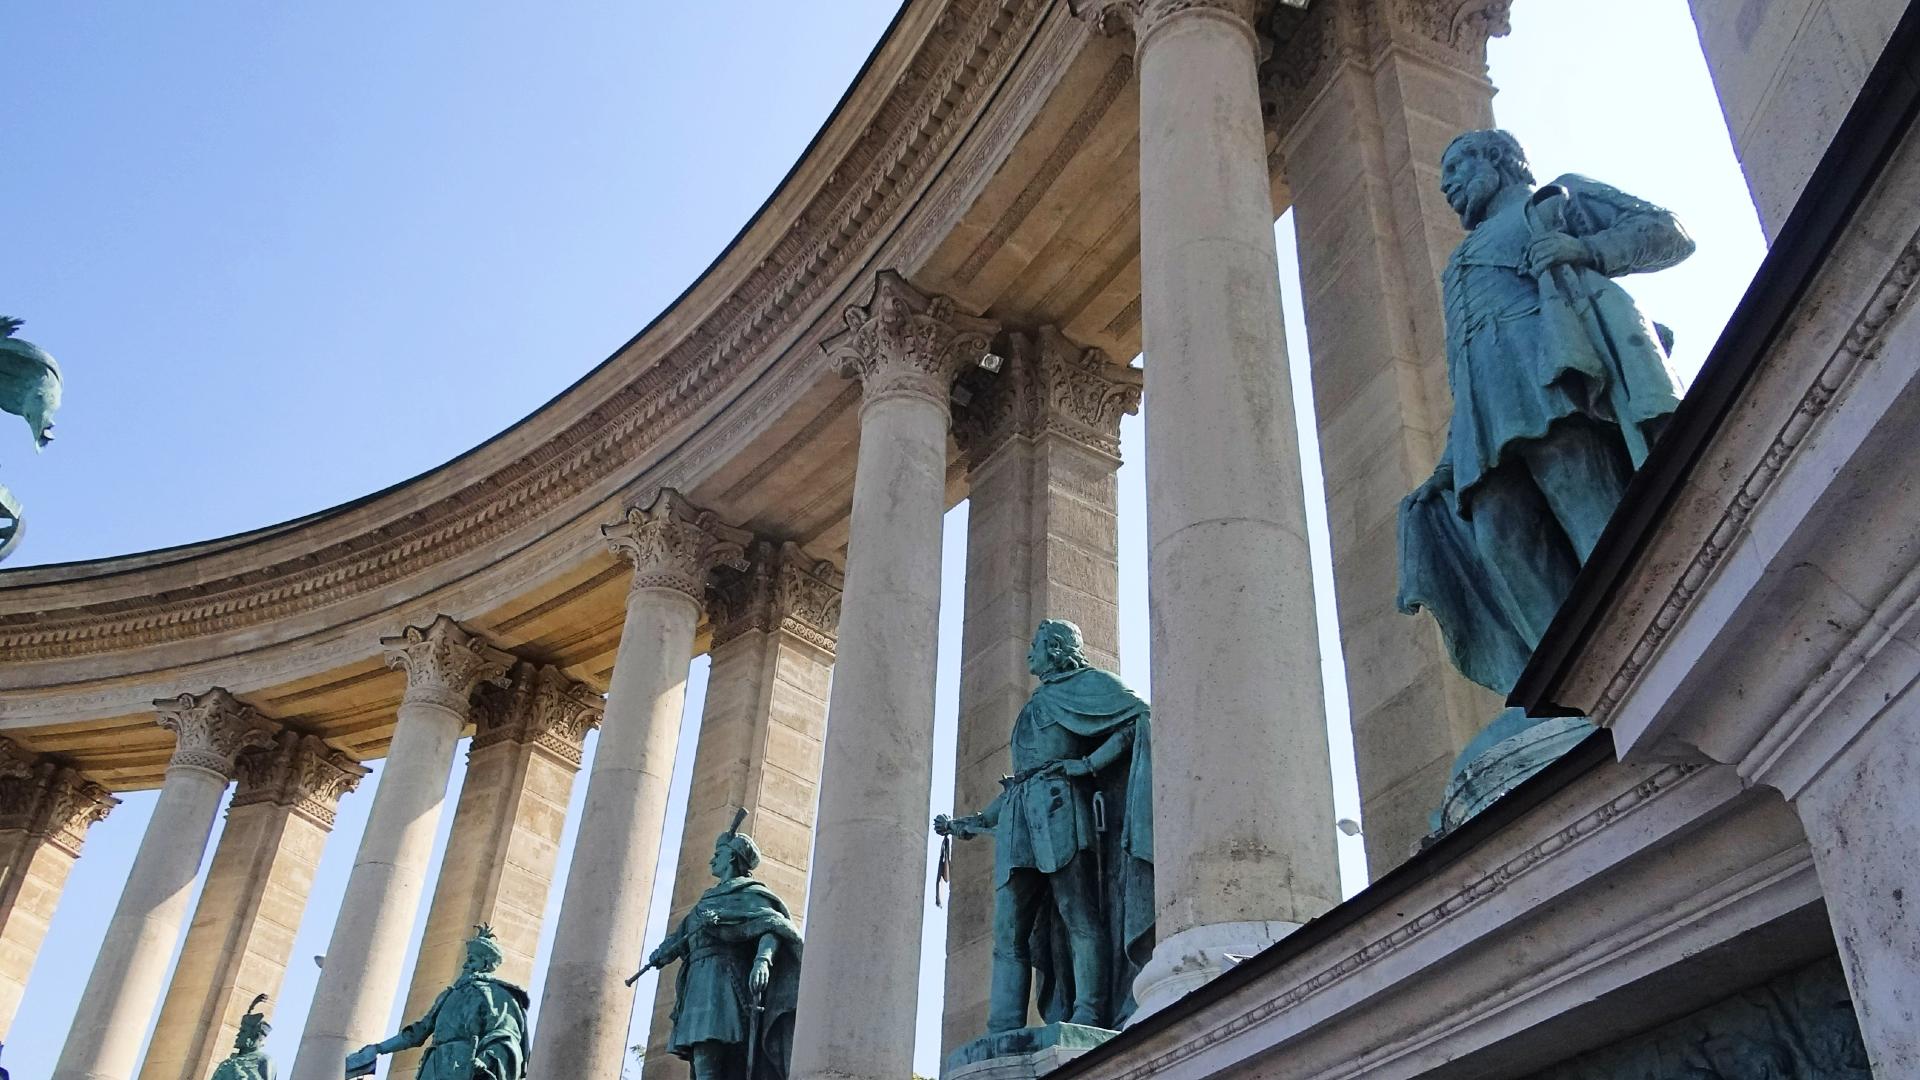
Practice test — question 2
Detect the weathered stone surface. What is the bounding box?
[0,740,114,1037]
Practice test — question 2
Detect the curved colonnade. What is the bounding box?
[0,3,1518,1080]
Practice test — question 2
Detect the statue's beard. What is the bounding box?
[1454,173,1501,228]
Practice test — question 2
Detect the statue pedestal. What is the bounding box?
[944,1023,1116,1080]
[1431,708,1595,837]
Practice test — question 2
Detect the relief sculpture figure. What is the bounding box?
[935,618,1154,1035]
[638,819,803,1080]
[1398,128,1695,696]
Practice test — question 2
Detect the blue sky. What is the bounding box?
[2,3,1763,1078]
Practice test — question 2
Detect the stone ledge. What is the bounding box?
[945,1022,1116,1080]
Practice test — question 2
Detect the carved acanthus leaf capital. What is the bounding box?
[380,614,513,716]
[473,662,604,768]
[1074,0,1293,42]
[709,541,844,653]
[955,327,1141,462]
[0,738,118,856]
[154,688,280,779]
[602,488,752,602]
[232,732,369,829]
[822,271,1000,411]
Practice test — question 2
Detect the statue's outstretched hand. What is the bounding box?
[934,813,971,839]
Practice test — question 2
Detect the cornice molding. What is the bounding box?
[381,614,513,717]
[822,270,1001,412]
[1591,227,1920,728]
[153,687,280,780]
[0,0,1053,664]
[231,731,369,829]
[954,326,1141,462]
[471,661,604,769]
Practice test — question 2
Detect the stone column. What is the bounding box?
[0,739,117,1038]
[643,542,840,1080]
[528,490,749,1080]
[786,271,995,1080]
[940,327,1138,1051]
[390,662,601,1080]
[53,689,277,1080]
[142,733,366,1080]
[1261,0,1508,873]
[1089,0,1343,1017]
[289,616,509,1080]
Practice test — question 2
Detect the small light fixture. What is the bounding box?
[977,351,1005,373]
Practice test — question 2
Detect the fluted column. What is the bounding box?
[942,327,1138,1051]
[1085,0,1344,1017]
[290,616,509,1080]
[54,689,277,1080]
[0,739,117,1038]
[643,542,839,1080]
[789,271,997,1080]
[142,733,366,1080]
[392,663,600,1080]
[529,490,749,1080]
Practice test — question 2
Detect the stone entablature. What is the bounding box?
[230,732,370,829]
[0,0,1067,681]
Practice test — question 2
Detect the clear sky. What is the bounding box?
[2,3,1763,1079]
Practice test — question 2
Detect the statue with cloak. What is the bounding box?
[209,995,274,1080]
[345,926,529,1080]
[1399,128,1694,695]
[0,317,63,563]
[640,823,804,1080]
[1397,129,1695,829]
[935,619,1154,1034]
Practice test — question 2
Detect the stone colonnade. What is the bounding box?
[27,1,1529,1074]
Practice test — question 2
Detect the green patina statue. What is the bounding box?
[935,619,1154,1036]
[1399,129,1693,696]
[0,317,63,563]
[1397,129,1695,831]
[640,822,803,1080]
[209,995,275,1080]
[345,926,529,1080]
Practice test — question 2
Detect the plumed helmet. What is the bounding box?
[236,994,271,1044]
[716,829,762,874]
[465,924,505,971]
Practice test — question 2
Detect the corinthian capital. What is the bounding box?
[1074,0,1285,41]
[822,271,1000,410]
[153,687,280,780]
[709,541,844,654]
[381,615,513,716]
[954,327,1142,463]
[232,732,369,829]
[473,662,604,768]
[0,738,118,857]
[601,488,751,602]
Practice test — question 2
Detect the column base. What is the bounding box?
[1128,920,1302,1023]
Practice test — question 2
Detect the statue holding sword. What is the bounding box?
[935,619,1154,1034]
[631,810,803,1080]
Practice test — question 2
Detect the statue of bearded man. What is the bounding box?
[346,926,530,1080]
[1399,128,1695,695]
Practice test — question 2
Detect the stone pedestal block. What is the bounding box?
[944,1022,1114,1080]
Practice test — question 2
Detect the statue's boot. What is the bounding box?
[1065,940,1109,1028]
[987,954,1035,1032]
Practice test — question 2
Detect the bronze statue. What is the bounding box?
[209,995,274,1080]
[935,619,1154,1033]
[1399,129,1694,696]
[637,819,803,1080]
[345,926,529,1080]
[0,317,62,562]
